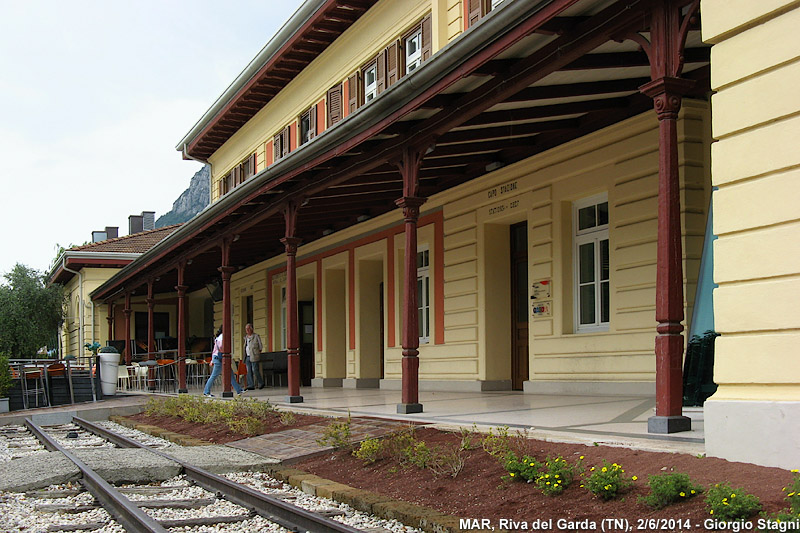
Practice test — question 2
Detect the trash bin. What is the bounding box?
[98,347,120,397]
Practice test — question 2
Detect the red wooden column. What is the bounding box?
[123,292,132,365]
[146,280,156,391]
[639,0,697,433]
[395,146,427,414]
[176,261,188,394]
[219,238,236,397]
[282,201,303,403]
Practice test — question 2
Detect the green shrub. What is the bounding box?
[317,412,352,449]
[705,482,761,520]
[503,452,541,483]
[353,438,384,464]
[0,354,14,398]
[278,410,296,425]
[428,446,466,478]
[459,424,479,451]
[535,456,581,496]
[785,470,800,515]
[640,472,703,509]
[481,426,512,460]
[586,461,633,500]
[227,416,264,436]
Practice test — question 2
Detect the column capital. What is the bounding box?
[146,297,155,308]
[175,284,188,296]
[639,77,695,120]
[218,265,237,280]
[122,308,132,317]
[280,236,302,256]
[395,196,427,221]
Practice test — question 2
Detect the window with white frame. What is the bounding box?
[573,194,610,332]
[405,29,422,74]
[417,246,431,343]
[363,61,378,103]
[491,0,506,9]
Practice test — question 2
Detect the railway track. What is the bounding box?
[23,417,369,533]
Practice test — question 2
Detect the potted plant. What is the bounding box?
[0,354,13,413]
[98,345,120,397]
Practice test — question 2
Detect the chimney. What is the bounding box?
[105,226,118,239]
[129,214,143,235]
[142,211,155,231]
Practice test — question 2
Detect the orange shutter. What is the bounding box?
[316,99,326,134]
[266,140,274,166]
[289,122,297,152]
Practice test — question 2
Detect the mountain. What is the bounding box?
[155,165,210,228]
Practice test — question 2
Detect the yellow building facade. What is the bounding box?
[701,0,800,469]
[90,0,798,466]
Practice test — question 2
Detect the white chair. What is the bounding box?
[117,365,132,391]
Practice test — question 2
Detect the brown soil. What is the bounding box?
[131,415,796,532]
[125,411,326,444]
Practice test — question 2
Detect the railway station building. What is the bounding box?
[80,0,799,469]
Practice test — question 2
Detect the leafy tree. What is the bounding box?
[0,264,65,357]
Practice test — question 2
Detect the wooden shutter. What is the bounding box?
[421,14,432,61]
[249,153,257,176]
[376,49,386,95]
[308,106,316,140]
[386,40,400,86]
[232,165,240,187]
[327,85,343,126]
[218,179,223,199]
[282,126,291,157]
[468,0,482,27]
[274,133,281,160]
[266,140,274,166]
[347,72,360,114]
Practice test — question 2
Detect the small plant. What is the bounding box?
[429,447,466,479]
[535,455,581,496]
[586,460,633,500]
[405,440,433,468]
[784,470,800,515]
[317,412,352,449]
[353,438,384,464]
[227,416,264,436]
[705,482,761,520]
[503,452,541,483]
[459,424,479,451]
[482,426,512,460]
[640,472,703,509]
[84,341,101,356]
[278,411,296,425]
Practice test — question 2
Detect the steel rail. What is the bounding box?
[73,417,364,533]
[24,418,169,533]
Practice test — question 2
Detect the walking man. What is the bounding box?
[244,323,264,390]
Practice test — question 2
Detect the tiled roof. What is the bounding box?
[71,225,182,254]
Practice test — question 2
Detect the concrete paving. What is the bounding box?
[0,451,80,492]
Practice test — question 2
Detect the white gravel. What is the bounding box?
[0,424,48,462]
[95,420,177,448]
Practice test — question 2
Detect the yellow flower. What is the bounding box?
[722,498,728,502]
[731,493,736,498]
[580,456,584,460]
[680,492,686,497]
[791,469,798,473]
[510,473,515,477]
[789,492,796,497]
[555,475,559,478]
[691,490,696,494]
[710,510,714,515]
[590,467,595,471]
[602,467,608,472]
[545,474,550,478]
[529,463,535,467]
[632,476,638,481]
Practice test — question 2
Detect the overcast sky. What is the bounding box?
[0,0,305,280]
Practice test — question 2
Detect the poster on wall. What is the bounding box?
[531,279,551,300]
[532,300,552,318]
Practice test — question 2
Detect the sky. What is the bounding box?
[0,0,305,280]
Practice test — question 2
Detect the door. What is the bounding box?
[510,222,529,390]
[299,301,314,386]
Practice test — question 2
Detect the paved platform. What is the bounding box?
[228,418,409,463]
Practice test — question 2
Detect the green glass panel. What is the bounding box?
[579,285,595,324]
[579,242,594,283]
[578,205,596,230]
[600,239,609,281]
[597,202,608,226]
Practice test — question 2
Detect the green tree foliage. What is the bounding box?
[0,264,65,357]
